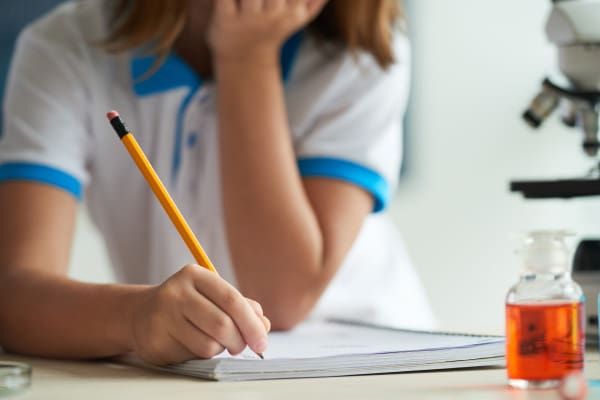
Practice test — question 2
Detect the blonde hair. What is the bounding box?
[104,0,402,69]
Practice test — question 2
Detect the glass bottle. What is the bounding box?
[505,230,585,389]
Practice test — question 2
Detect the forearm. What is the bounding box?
[216,59,334,327]
[0,268,146,358]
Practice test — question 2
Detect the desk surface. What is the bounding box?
[1,352,599,400]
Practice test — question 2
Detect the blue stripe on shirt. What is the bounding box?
[0,162,82,199]
[297,157,389,213]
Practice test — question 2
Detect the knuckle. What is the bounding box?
[207,341,225,358]
[262,316,272,332]
[180,264,197,276]
[197,341,224,359]
[159,282,181,304]
[221,289,241,310]
[212,314,233,339]
[247,298,263,314]
[288,6,305,19]
[229,341,246,356]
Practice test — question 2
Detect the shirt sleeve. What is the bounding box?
[293,33,410,213]
[0,13,93,200]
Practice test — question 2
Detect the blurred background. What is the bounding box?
[3,0,599,335]
[0,1,61,129]
[395,0,600,333]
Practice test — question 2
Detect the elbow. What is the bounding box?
[239,256,339,331]
[0,273,31,355]
[260,290,320,331]
[268,311,306,332]
[248,264,341,331]
[0,308,21,355]
[0,339,20,356]
[0,315,20,355]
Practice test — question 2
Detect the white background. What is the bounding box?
[69,0,600,335]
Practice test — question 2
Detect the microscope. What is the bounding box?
[511,0,600,344]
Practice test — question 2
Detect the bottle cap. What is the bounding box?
[520,230,574,275]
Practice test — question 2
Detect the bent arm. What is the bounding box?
[0,182,142,358]
[216,59,372,331]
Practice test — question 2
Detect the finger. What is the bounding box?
[246,298,264,316]
[194,271,268,354]
[246,298,271,331]
[183,289,247,356]
[264,0,285,12]
[241,0,264,14]
[286,0,308,21]
[164,334,197,364]
[142,333,195,366]
[287,0,303,8]
[172,317,228,358]
[215,0,238,17]
[306,0,327,19]
[262,315,272,332]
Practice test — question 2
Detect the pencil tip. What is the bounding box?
[257,353,264,359]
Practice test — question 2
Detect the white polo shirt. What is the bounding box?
[0,1,435,329]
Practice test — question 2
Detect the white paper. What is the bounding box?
[121,320,505,381]
[215,320,501,360]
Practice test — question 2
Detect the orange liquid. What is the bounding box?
[505,302,584,381]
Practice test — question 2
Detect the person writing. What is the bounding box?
[0,0,434,365]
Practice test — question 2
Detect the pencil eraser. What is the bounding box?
[106,110,120,121]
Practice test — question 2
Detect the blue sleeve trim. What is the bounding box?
[281,31,304,82]
[0,162,82,200]
[297,157,389,213]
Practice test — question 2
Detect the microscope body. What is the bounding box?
[524,0,600,156]
[549,1,600,91]
[514,0,600,344]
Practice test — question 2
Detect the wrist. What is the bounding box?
[214,46,280,73]
[215,57,281,86]
[104,284,152,354]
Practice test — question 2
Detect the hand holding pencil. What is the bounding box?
[107,111,269,364]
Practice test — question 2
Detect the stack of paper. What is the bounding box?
[122,320,505,381]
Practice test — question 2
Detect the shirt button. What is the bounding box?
[187,132,198,148]
[198,94,209,105]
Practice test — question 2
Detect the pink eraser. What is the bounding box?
[106,110,120,120]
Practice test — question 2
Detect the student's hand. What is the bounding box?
[129,265,270,365]
[209,0,328,63]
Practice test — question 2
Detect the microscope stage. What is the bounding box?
[511,178,600,199]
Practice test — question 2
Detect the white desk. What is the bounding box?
[1,352,599,400]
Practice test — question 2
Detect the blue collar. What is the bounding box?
[131,31,304,97]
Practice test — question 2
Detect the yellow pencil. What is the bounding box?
[106,110,218,275]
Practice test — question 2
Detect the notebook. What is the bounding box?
[121,320,505,381]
